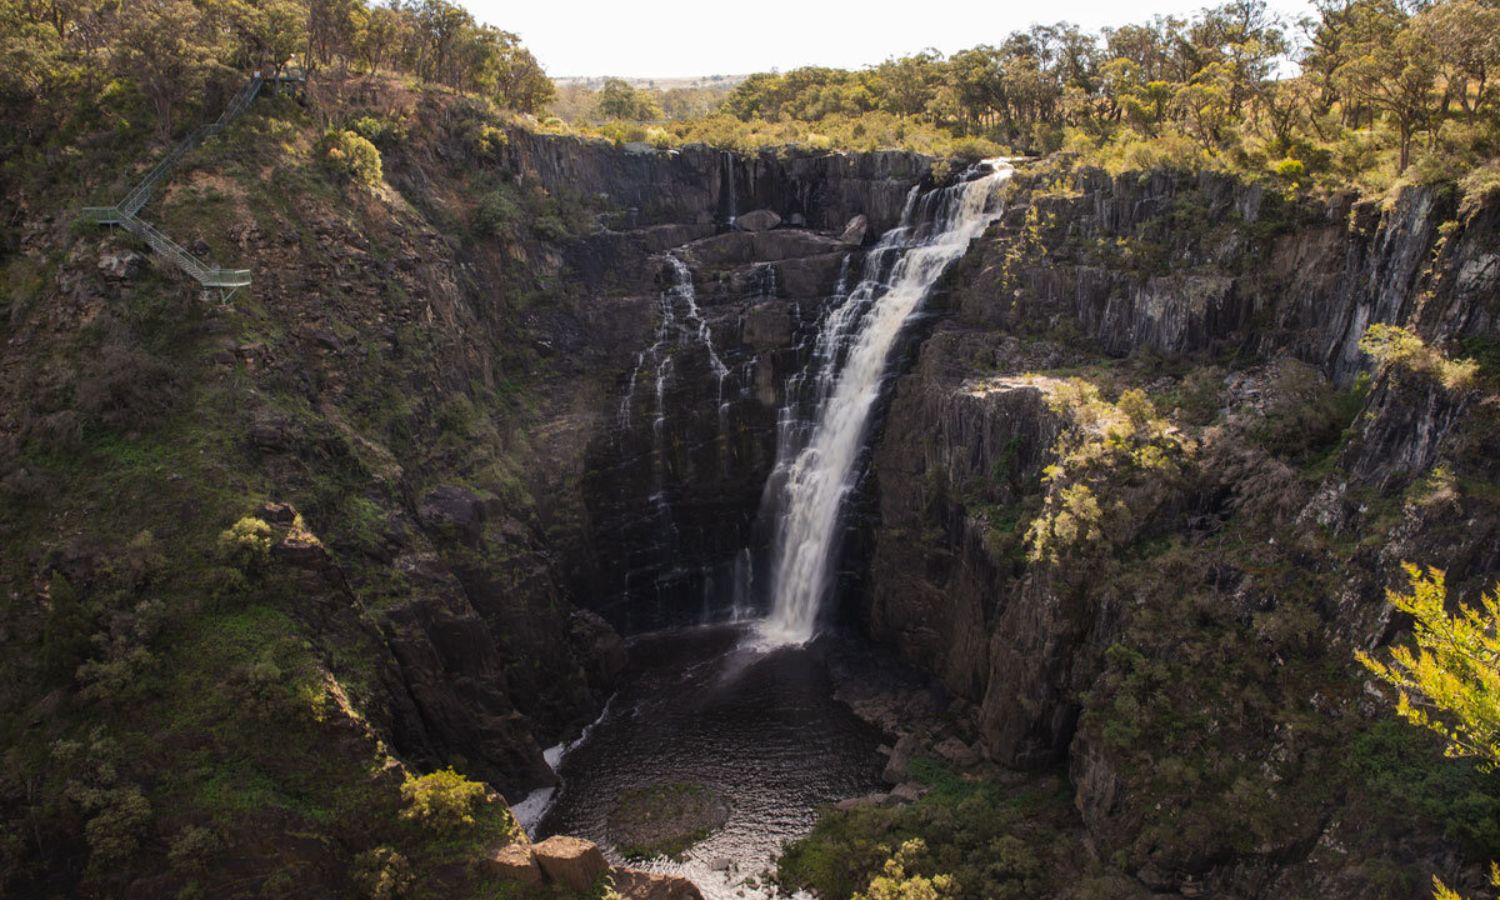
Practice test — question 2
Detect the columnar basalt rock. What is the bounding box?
[502,130,932,233]
[856,162,1500,892]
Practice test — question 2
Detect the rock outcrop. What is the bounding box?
[503,129,931,233]
[532,835,610,890]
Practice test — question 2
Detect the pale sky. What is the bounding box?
[468,0,1319,79]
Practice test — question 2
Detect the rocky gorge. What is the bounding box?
[2,79,1499,898]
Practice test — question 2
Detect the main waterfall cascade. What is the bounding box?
[756,160,1016,646]
[605,161,1012,636]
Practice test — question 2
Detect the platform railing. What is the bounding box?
[79,73,265,300]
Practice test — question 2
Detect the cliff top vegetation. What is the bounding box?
[549,0,1500,202]
[7,0,1497,203]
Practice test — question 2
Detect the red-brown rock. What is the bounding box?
[532,835,608,891]
[482,842,542,885]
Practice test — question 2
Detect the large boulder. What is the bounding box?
[98,247,145,279]
[416,485,486,547]
[839,214,868,246]
[890,781,929,804]
[737,208,782,232]
[933,736,980,768]
[882,733,921,785]
[774,252,848,300]
[532,835,609,890]
[481,843,543,885]
[570,609,628,688]
[682,230,847,267]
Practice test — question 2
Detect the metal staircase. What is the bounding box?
[81,74,265,300]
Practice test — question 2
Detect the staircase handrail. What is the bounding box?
[118,76,264,216]
[80,71,265,297]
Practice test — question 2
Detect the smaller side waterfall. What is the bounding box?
[720,151,738,228]
[618,255,730,431]
[757,161,1015,646]
[606,253,749,627]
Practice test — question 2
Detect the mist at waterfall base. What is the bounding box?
[528,162,1014,896]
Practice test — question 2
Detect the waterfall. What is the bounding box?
[756,160,1015,646]
[618,255,729,429]
[720,152,738,228]
[609,253,738,618]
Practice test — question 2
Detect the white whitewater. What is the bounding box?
[616,254,732,547]
[758,160,1014,646]
[618,254,729,430]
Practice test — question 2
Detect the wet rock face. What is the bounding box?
[503,136,945,632]
[574,245,838,630]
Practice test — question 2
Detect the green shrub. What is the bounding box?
[352,846,414,899]
[472,123,508,158]
[1347,719,1500,856]
[319,129,383,187]
[1248,359,1361,460]
[1175,366,1225,425]
[778,759,1063,900]
[854,839,956,900]
[474,187,523,237]
[1459,162,1500,217]
[217,516,273,570]
[399,767,487,832]
[1272,157,1305,179]
[71,783,152,871]
[167,825,221,874]
[1360,324,1479,391]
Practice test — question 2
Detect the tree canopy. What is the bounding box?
[555,0,1499,185]
[0,0,553,145]
[1358,565,1500,899]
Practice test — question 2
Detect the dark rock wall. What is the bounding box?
[571,235,865,630]
[504,129,931,233]
[858,163,1500,893]
[526,136,929,631]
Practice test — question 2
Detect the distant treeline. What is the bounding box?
[4,0,1497,188]
[562,0,1499,186]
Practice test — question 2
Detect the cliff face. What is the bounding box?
[863,164,1500,894]
[521,144,926,630]
[504,128,930,233]
[7,70,1499,896]
[0,79,942,895]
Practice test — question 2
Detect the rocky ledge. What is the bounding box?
[486,834,704,898]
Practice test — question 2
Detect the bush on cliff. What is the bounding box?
[1360,325,1480,392]
[399,768,493,834]
[319,128,383,188]
[778,758,1070,899]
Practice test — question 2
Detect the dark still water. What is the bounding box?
[526,623,887,898]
